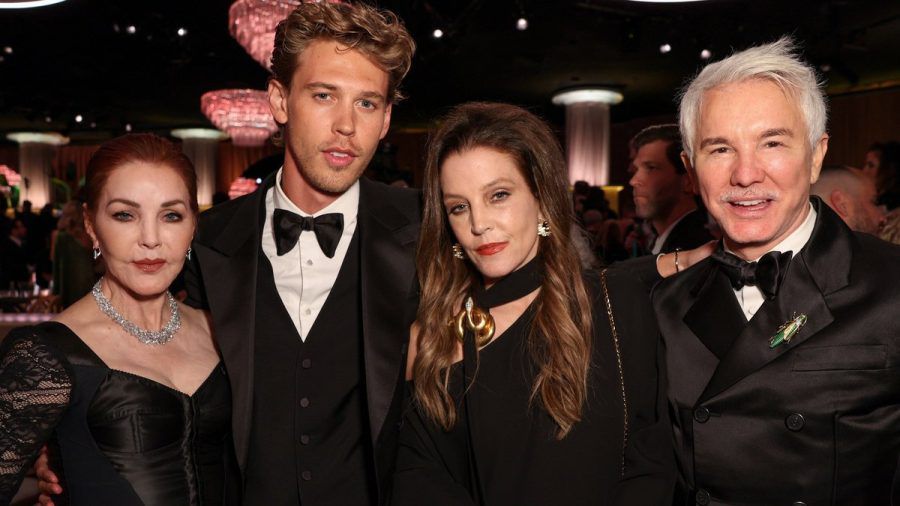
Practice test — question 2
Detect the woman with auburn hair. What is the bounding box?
[392,102,675,505]
[0,134,237,505]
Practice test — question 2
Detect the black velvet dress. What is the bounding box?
[0,321,237,506]
[392,268,675,506]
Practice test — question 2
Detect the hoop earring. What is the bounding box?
[537,220,551,237]
[452,243,465,260]
[186,247,192,261]
[93,247,101,260]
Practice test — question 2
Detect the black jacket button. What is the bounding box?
[785,413,805,431]
[694,407,711,423]
[696,488,710,505]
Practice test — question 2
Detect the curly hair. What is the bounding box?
[271,1,415,103]
[413,102,593,439]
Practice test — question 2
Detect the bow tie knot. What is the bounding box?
[711,249,793,300]
[273,209,344,258]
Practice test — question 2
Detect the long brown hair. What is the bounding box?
[414,102,593,438]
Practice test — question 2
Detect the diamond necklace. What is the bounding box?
[92,279,181,345]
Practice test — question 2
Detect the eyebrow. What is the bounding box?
[761,128,794,139]
[107,198,186,208]
[699,137,729,149]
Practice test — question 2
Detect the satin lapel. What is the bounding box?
[194,182,268,472]
[698,198,849,403]
[358,179,419,444]
[683,268,747,360]
[654,261,721,409]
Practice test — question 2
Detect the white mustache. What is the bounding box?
[719,187,779,203]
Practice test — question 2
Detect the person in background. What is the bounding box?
[810,164,886,235]
[0,218,31,290]
[628,124,713,255]
[51,201,96,308]
[862,141,900,209]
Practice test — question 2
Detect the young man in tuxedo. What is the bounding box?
[654,37,900,505]
[38,3,417,505]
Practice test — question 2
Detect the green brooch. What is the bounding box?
[769,313,807,349]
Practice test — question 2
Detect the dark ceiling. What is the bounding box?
[1,0,898,143]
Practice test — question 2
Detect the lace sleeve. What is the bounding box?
[0,330,73,505]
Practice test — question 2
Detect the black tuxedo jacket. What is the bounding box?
[657,208,714,254]
[653,198,900,506]
[184,175,421,502]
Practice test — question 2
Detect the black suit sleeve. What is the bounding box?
[390,393,475,506]
[602,269,676,506]
[182,243,209,310]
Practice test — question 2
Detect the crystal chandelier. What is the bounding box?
[200,89,279,147]
[229,0,299,69]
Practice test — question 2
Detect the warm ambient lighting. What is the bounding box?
[552,88,624,106]
[200,89,279,147]
[171,128,229,141]
[0,0,67,8]
[6,132,69,145]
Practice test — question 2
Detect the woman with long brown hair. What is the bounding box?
[392,102,675,505]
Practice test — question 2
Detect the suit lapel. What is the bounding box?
[358,179,419,444]
[697,198,850,403]
[684,267,747,360]
[194,179,270,472]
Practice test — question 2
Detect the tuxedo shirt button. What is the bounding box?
[301,358,312,369]
[694,407,711,423]
[305,308,311,315]
[695,488,710,505]
[300,434,310,445]
[306,259,313,266]
[301,470,312,481]
[300,397,310,408]
[785,413,805,431]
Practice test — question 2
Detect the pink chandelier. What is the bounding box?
[228,177,260,200]
[201,89,279,147]
[229,0,299,69]
[0,165,22,188]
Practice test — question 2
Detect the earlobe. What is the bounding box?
[830,189,850,219]
[267,80,289,125]
[681,151,700,195]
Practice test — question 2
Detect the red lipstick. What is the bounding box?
[475,242,508,256]
[134,259,166,273]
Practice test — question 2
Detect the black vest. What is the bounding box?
[243,229,376,505]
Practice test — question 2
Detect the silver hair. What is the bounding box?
[678,36,828,161]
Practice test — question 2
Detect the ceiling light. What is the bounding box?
[74,114,83,123]
[44,116,52,123]
[700,49,711,59]
[516,18,528,31]
[659,43,672,54]
[229,0,298,69]
[6,132,69,145]
[552,88,624,106]
[432,28,444,39]
[3,46,12,54]
[200,89,279,147]
[0,0,68,9]
[89,122,97,128]
[820,63,832,72]
[171,128,228,141]
[126,25,136,34]
[177,27,188,37]
[125,123,132,132]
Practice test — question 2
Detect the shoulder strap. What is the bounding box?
[600,268,628,477]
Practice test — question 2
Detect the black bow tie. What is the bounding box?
[273,209,344,258]
[711,249,793,300]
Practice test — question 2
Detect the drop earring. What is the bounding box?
[186,247,192,261]
[93,247,102,260]
[452,243,465,259]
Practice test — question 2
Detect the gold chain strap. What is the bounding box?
[600,268,628,477]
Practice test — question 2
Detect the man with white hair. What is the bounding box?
[653,37,900,506]
[811,165,886,234]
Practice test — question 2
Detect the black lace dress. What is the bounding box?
[0,321,237,506]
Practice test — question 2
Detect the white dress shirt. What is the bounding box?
[727,203,816,320]
[260,168,360,341]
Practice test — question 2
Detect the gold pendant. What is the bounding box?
[453,296,495,349]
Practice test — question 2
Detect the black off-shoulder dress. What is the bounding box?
[392,268,675,506]
[0,321,238,506]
